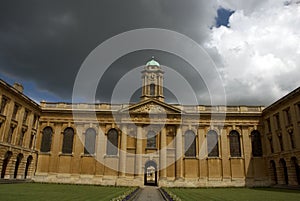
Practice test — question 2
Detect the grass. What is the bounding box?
[0,183,134,201]
[165,187,300,201]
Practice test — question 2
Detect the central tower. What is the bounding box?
[141,57,164,102]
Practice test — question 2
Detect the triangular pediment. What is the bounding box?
[119,99,183,114]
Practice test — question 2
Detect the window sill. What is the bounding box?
[22,125,28,132]
[145,147,157,150]
[252,156,263,158]
[11,119,18,127]
[207,157,221,160]
[0,114,6,123]
[81,153,95,157]
[229,157,244,160]
[184,156,198,160]
[39,152,51,155]
[59,153,74,157]
[104,154,119,158]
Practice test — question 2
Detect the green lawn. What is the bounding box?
[0,183,134,201]
[165,187,300,201]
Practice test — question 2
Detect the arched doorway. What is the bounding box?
[14,153,23,179]
[144,160,157,186]
[270,160,277,184]
[1,151,12,179]
[24,156,33,179]
[279,158,289,185]
[291,157,300,185]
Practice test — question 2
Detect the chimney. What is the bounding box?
[13,82,24,93]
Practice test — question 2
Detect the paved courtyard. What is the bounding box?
[134,186,165,201]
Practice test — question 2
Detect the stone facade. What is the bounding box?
[262,88,300,186]
[0,59,299,187]
[0,81,40,180]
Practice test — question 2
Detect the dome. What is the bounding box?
[146,58,160,67]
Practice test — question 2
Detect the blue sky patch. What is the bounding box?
[215,7,235,28]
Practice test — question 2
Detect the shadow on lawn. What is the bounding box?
[250,187,300,194]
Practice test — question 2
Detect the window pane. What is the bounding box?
[41,127,53,152]
[207,130,219,157]
[12,104,19,120]
[84,128,96,154]
[150,84,155,96]
[106,129,118,155]
[251,130,262,157]
[18,130,26,146]
[62,128,74,154]
[230,130,241,157]
[23,110,29,124]
[0,97,8,114]
[7,127,14,143]
[29,134,34,149]
[185,130,196,157]
[147,131,156,148]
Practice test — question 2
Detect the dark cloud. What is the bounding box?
[0,0,218,103]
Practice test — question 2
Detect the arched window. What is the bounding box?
[62,127,74,154]
[147,131,156,148]
[150,84,155,96]
[40,127,53,152]
[229,130,241,157]
[251,130,262,157]
[106,129,118,155]
[185,130,196,157]
[84,128,96,155]
[207,130,219,157]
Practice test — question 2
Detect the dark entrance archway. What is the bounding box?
[1,151,12,179]
[291,157,300,185]
[144,160,157,186]
[270,160,278,184]
[14,153,23,179]
[279,158,289,184]
[24,155,33,179]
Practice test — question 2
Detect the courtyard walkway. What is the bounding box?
[133,186,165,201]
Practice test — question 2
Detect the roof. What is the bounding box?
[146,58,160,66]
[263,86,300,114]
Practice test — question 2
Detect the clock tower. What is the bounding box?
[141,57,164,102]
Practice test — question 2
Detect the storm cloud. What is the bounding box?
[0,0,299,106]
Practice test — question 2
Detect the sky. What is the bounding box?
[0,0,300,106]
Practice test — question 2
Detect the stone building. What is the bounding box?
[0,80,40,180]
[0,58,299,187]
[262,88,300,186]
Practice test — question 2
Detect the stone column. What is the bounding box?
[221,127,231,180]
[158,76,161,96]
[119,125,127,177]
[198,126,206,180]
[160,127,167,178]
[176,126,183,179]
[136,126,143,177]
